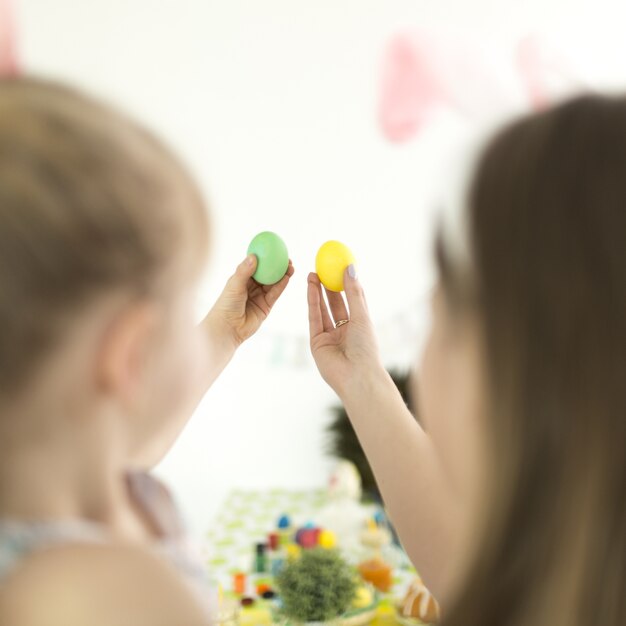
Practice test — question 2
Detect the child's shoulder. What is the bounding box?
[127,470,186,538]
[0,541,208,626]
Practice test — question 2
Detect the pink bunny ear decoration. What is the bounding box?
[0,0,19,76]
[516,35,586,111]
[378,30,588,144]
[378,33,443,143]
[378,31,523,143]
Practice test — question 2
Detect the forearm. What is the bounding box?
[340,367,460,601]
[200,312,239,392]
[137,314,239,469]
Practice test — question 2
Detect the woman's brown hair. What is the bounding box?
[439,95,625,626]
[0,77,209,399]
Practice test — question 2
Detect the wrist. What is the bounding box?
[338,365,413,436]
[204,311,240,360]
[336,361,392,406]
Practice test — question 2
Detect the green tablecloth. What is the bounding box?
[203,488,416,595]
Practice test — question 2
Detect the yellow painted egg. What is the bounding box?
[353,586,374,609]
[318,529,337,549]
[315,241,356,292]
[286,544,301,560]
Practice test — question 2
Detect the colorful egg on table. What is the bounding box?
[277,514,291,529]
[318,529,337,549]
[247,231,289,285]
[256,582,272,596]
[353,586,374,609]
[358,556,393,592]
[286,544,301,560]
[295,527,319,549]
[315,240,355,292]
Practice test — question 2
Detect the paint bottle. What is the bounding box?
[268,532,280,551]
[255,543,268,574]
[233,572,247,596]
[270,549,285,576]
[277,514,292,547]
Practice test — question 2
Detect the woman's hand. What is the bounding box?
[206,254,294,351]
[307,265,384,397]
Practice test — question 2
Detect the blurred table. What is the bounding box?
[203,489,418,626]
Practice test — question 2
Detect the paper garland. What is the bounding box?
[251,296,429,370]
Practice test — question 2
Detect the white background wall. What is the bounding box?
[15,0,626,537]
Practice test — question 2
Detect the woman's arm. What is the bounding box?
[307,269,460,600]
[341,366,461,599]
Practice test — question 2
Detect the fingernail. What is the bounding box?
[348,264,357,280]
[247,254,256,266]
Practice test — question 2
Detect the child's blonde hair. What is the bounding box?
[0,77,209,398]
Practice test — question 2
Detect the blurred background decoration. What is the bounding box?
[3,0,626,537]
[378,30,586,142]
[0,0,18,75]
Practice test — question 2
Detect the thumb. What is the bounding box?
[343,264,368,321]
[227,254,257,293]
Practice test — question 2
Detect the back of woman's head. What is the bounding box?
[438,95,625,626]
[0,77,208,400]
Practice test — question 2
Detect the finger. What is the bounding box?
[307,274,324,337]
[308,272,333,334]
[315,277,334,332]
[343,264,369,322]
[263,263,294,309]
[325,288,349,325]
[229,254,258,293]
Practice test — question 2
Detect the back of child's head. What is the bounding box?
[0,76,209,400]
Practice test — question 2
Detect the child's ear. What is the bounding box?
[95,300,161,408]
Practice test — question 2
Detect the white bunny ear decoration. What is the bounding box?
[516,34,588,111]
[0,0,19,76]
